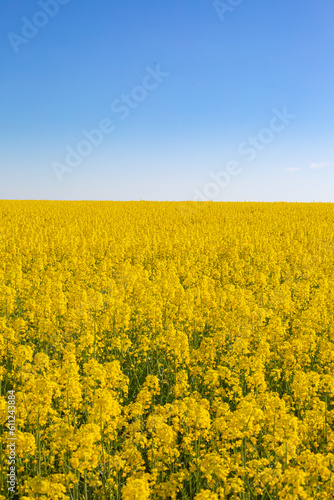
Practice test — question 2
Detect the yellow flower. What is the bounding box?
[16,431,37,457]
[122,476,150,500]
[194,490,219,500]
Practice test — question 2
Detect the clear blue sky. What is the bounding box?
[1,0,333,201]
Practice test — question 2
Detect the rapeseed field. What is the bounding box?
[1,200,334,499]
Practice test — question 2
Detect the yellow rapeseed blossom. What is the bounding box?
[122,476,150,500]
[194,490,219,500]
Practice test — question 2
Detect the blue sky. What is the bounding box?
[1,0,333,201]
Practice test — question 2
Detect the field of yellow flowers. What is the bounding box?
[1,200,334,499]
